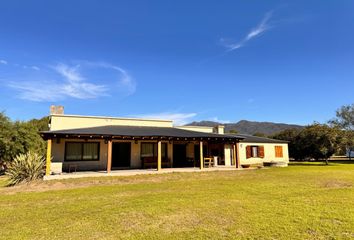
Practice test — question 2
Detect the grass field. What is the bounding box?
[0,162,353,239]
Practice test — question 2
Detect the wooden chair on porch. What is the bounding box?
[203,157,214,168]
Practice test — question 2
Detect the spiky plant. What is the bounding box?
[6,151,45,186]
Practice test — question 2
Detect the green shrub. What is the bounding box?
[6,151,45,186]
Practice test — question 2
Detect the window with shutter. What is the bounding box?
[258,146,265,158]
[246,146,252,158]
[275,146,283,158]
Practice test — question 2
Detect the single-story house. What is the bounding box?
[41,106,289,175]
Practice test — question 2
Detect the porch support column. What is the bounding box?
[235,142,241,168]
[199,141,204,170]
[107,139,112,173]
[45,139,52,176]
[157,140,162,171]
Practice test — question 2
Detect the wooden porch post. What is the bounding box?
[233,143,237,168]
[107,139,112,173]
[157,140,162,171]
[235,142,241,168]
[45,139,52,176]
[199,141,204,170]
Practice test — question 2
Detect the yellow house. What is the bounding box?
[41,106,289,175]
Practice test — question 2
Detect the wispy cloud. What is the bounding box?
[209,117,231,124]
[53,63,83,82]
[31,66,40,71]
[134,112,197,126]
[6,61,135,102]
[0,59,8,65]
[220,11,273,52]
[23,65,41,71]
[83,61,136,95]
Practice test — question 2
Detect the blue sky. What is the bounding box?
[0,1,353,125]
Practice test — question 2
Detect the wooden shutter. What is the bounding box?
[259,146,265,158]
[246,146,251,159]
[275,146,283,158]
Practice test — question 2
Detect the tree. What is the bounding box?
[330,103,354,131]
[0,112,48,168]
[329,103,354,159]
[272,128,302,160]
[272,125,342,164]
[0,112,16,163]
[298,124,342,164]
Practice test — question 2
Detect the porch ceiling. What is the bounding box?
[40,125,244,142]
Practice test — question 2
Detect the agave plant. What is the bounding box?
[6,151,45,186]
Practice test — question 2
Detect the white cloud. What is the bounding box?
[8,81,65,102]
[134,112,197,126]
[0,59,8,65]
[220,11,273,52]
[23,65,40,71]
[7,61,135,102]
[209,117,231,124]
[53,63,84,82]
[31,66,40,71]
[82,61,136,95]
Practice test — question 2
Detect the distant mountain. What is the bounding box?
[186,120,304,135]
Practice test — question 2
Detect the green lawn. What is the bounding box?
[1,163,353,240]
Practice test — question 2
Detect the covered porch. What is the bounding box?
[41,125,244,175]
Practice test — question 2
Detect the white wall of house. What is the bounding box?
[238,143,289,165]
[224,144,233,166]
[50,114,173,130]
[176,126,214,133]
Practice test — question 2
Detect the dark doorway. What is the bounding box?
[112,142,131,168]
[173,144,187,167]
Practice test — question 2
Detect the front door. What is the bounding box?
[112,142,131,168]
[173,144,187,167]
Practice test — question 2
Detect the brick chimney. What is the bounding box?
[50,105,64,115]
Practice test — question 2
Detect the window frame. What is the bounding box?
[64,141,100,162]
[251,146,259,158]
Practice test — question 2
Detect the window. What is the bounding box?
[65,142,99,161]
[275,146,283,158]
[246,145,265,159]
[141,143,155,158]
[251,146,259,157]
[141,142,167,159]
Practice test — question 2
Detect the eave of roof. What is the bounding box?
[40,125,244,142]
[234,134,289,143]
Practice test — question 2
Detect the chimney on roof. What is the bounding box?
[50,105,64,115]
[213,125,225,134]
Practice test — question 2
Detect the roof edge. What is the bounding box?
[50,114,173,123]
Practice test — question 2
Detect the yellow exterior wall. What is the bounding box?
[176,126,214,133]
[224,144,232,166]
[238,143,289,165]
[50,114,173,130]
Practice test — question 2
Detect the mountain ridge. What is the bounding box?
[186,120,303,135]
